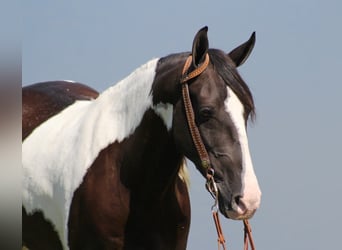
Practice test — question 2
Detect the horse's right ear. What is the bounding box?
[192,26,209,67]
[228,32,256,67]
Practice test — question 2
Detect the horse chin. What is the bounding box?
[225,209,256,220]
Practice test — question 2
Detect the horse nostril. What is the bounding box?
[234,195,242,205]
[232,194,248,214]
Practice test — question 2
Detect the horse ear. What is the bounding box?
[228,32,256,67]
[192,26,209,67]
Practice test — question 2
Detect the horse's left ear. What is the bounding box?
[192,26,209,67]
[228,32,256,67]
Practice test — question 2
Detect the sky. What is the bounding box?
[22,1,342,249]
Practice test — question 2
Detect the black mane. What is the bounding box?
[209,49,256,121]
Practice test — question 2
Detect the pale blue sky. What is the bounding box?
[23,1,342,249]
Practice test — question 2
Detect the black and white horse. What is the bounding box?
[22,27,261,250]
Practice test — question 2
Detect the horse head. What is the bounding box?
[154,27,261,220]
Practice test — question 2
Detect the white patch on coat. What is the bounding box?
[152,102,173,130]
[22,58,160,249]
[224,86,261,213]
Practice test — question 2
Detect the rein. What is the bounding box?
[180,54,256,250]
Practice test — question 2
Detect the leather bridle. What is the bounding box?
[180,53,211,172]
[180,53,256,250]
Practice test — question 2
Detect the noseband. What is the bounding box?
[180,54,256,250]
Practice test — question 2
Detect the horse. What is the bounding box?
[22,26,261,250]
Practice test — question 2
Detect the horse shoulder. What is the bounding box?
[68,142,130,249]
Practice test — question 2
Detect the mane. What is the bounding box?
[209,49,256,121]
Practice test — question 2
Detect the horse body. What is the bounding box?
[23,59,190,249]
[23,27,261,250]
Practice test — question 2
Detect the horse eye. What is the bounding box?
[199,107,214,121]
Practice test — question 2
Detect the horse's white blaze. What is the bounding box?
[22,58,159,249]
[224,86,261,214]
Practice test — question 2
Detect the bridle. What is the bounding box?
[180,53,256,250]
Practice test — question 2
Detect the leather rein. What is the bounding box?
[180,53,256,250]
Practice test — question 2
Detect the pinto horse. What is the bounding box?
[22,27,261,250]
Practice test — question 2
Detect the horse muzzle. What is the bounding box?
[218,187,261,220]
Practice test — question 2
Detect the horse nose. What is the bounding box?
[228,192,261,220]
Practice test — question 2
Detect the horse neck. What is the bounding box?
[97,55,186,199]
[120,109,183,201]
